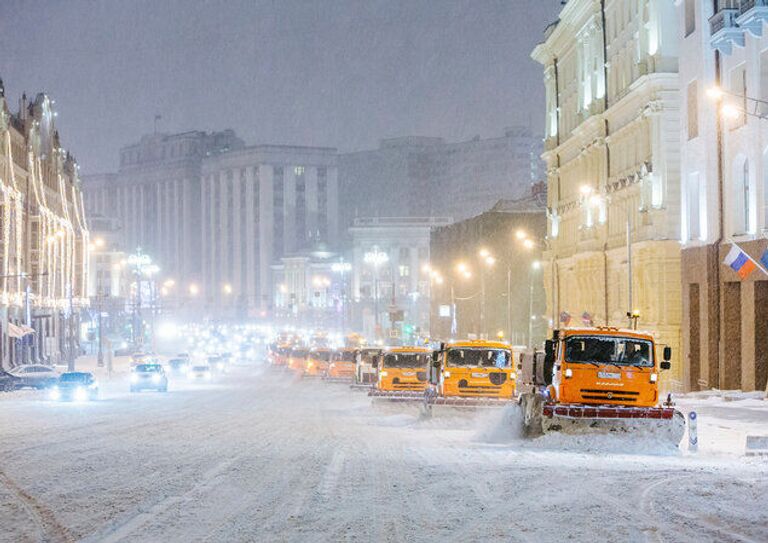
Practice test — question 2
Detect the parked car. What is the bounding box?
[0,370,21,392]
[9,365,58,389]
[50,372,99,401]
[130,363,168,392]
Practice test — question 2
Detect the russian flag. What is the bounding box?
[723,246,756,279]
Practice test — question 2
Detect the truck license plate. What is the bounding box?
[598,371,621,380]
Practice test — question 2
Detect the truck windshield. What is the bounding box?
[446,348,510,368]
[565,336,654,367]
[336,351,356,362]
[383,353,429,368]
[312,351,332,362]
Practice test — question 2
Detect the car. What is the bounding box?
[207,355,227,373]
[130,364,168,392]
[176,353,191,363]
[0,370,21,392]
[9,364,58,389]
[188,364,213,381]
[166,357,190,376]
[50,372,99,401]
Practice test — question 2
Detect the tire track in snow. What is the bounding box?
[0,466,76,543]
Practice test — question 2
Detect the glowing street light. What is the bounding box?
[721,103,741,120]
[706,86,724,101]
[189,283,200,296]
[223,283,233,295]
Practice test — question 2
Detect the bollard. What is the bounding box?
[688,411,698,452]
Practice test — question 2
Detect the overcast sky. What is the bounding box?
[0,0,562,173]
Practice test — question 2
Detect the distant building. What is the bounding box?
[200,145,339,317]
[348,216,452,343]
[82,130,244,301]
[339,128,543,231]
[429,190,546,344]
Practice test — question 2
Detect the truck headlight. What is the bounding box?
[443,371,450,378]
[130,374,138,383]
[564,368,573,378]
[510,372,517,380]
[650,373,658,383]
[380,371,388,377]
[152,374,161,384]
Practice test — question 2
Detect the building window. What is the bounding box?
[399,247,410,261]
[294,166,305,176]
[730,65,748,128]
[687,80,698,140]
[399,265,410,277]
[684,0,696,37]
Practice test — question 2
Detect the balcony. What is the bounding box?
[710,8,744,55]
[737,0,768,37]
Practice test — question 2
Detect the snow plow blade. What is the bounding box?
[429,396,514,408]
[323,376,354,384]
[350,383,374,391]
[368,389,425,403]
[522,395,686,445]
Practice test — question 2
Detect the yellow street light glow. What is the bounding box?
[532,260,541,270]
[279,283,288,294]
[706,86,724,101]
[479,248,490,258]
[485,256,496,267]
[515,229,527,241]
[456,262,468,273]
[421,263,431,274]
[580,185,593,196]
[435,276,444,285]
[462,270,472,279]
[223,283,233,295]
[721,103,741,120]
[523,239,535,250]
[163,279,176,288]
[189,283,200,296]
[94,237,105,248]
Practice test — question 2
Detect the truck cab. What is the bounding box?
[355,348,382,385]
[377,347,431,393]
[327,348,357,379]
[547,327,672,408]
[429,340,516,400]
[305,348,333,376]
[287,348,308,372]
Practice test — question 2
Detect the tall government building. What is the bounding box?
[532,0,684,390]
[83,133,338,318]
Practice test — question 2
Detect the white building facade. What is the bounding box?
[349,217,451,342]
[533,0,685,389]
[200,145,339,318]
[678,0,768,393]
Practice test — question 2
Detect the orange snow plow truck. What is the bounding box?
[518,327,685,445]
[368,346,432,402]
[424,340,517,410]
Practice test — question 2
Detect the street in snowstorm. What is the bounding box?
[3,1,768,541]
[0,357,765,543]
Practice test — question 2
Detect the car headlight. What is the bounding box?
[204,372,211,379]
[130,374,138,383]
[152,374,161,384]
[74,387,87,401]
[49,388,60,400]
[443,371,450,378]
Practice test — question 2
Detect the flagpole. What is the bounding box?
[726,238,768,277]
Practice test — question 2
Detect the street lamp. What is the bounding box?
[364,246,389,337]
[528,260,541,348]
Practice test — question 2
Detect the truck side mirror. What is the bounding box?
[660,361,671,370]
[663,346,672,362]
[371,356,379,368]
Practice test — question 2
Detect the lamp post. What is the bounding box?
[364,247,389,339]
[126,249,158,351]
[528,261,541,348]
[332,259,352,333]
[478,248,495,339]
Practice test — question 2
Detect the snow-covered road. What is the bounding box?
[0,362,766,543]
